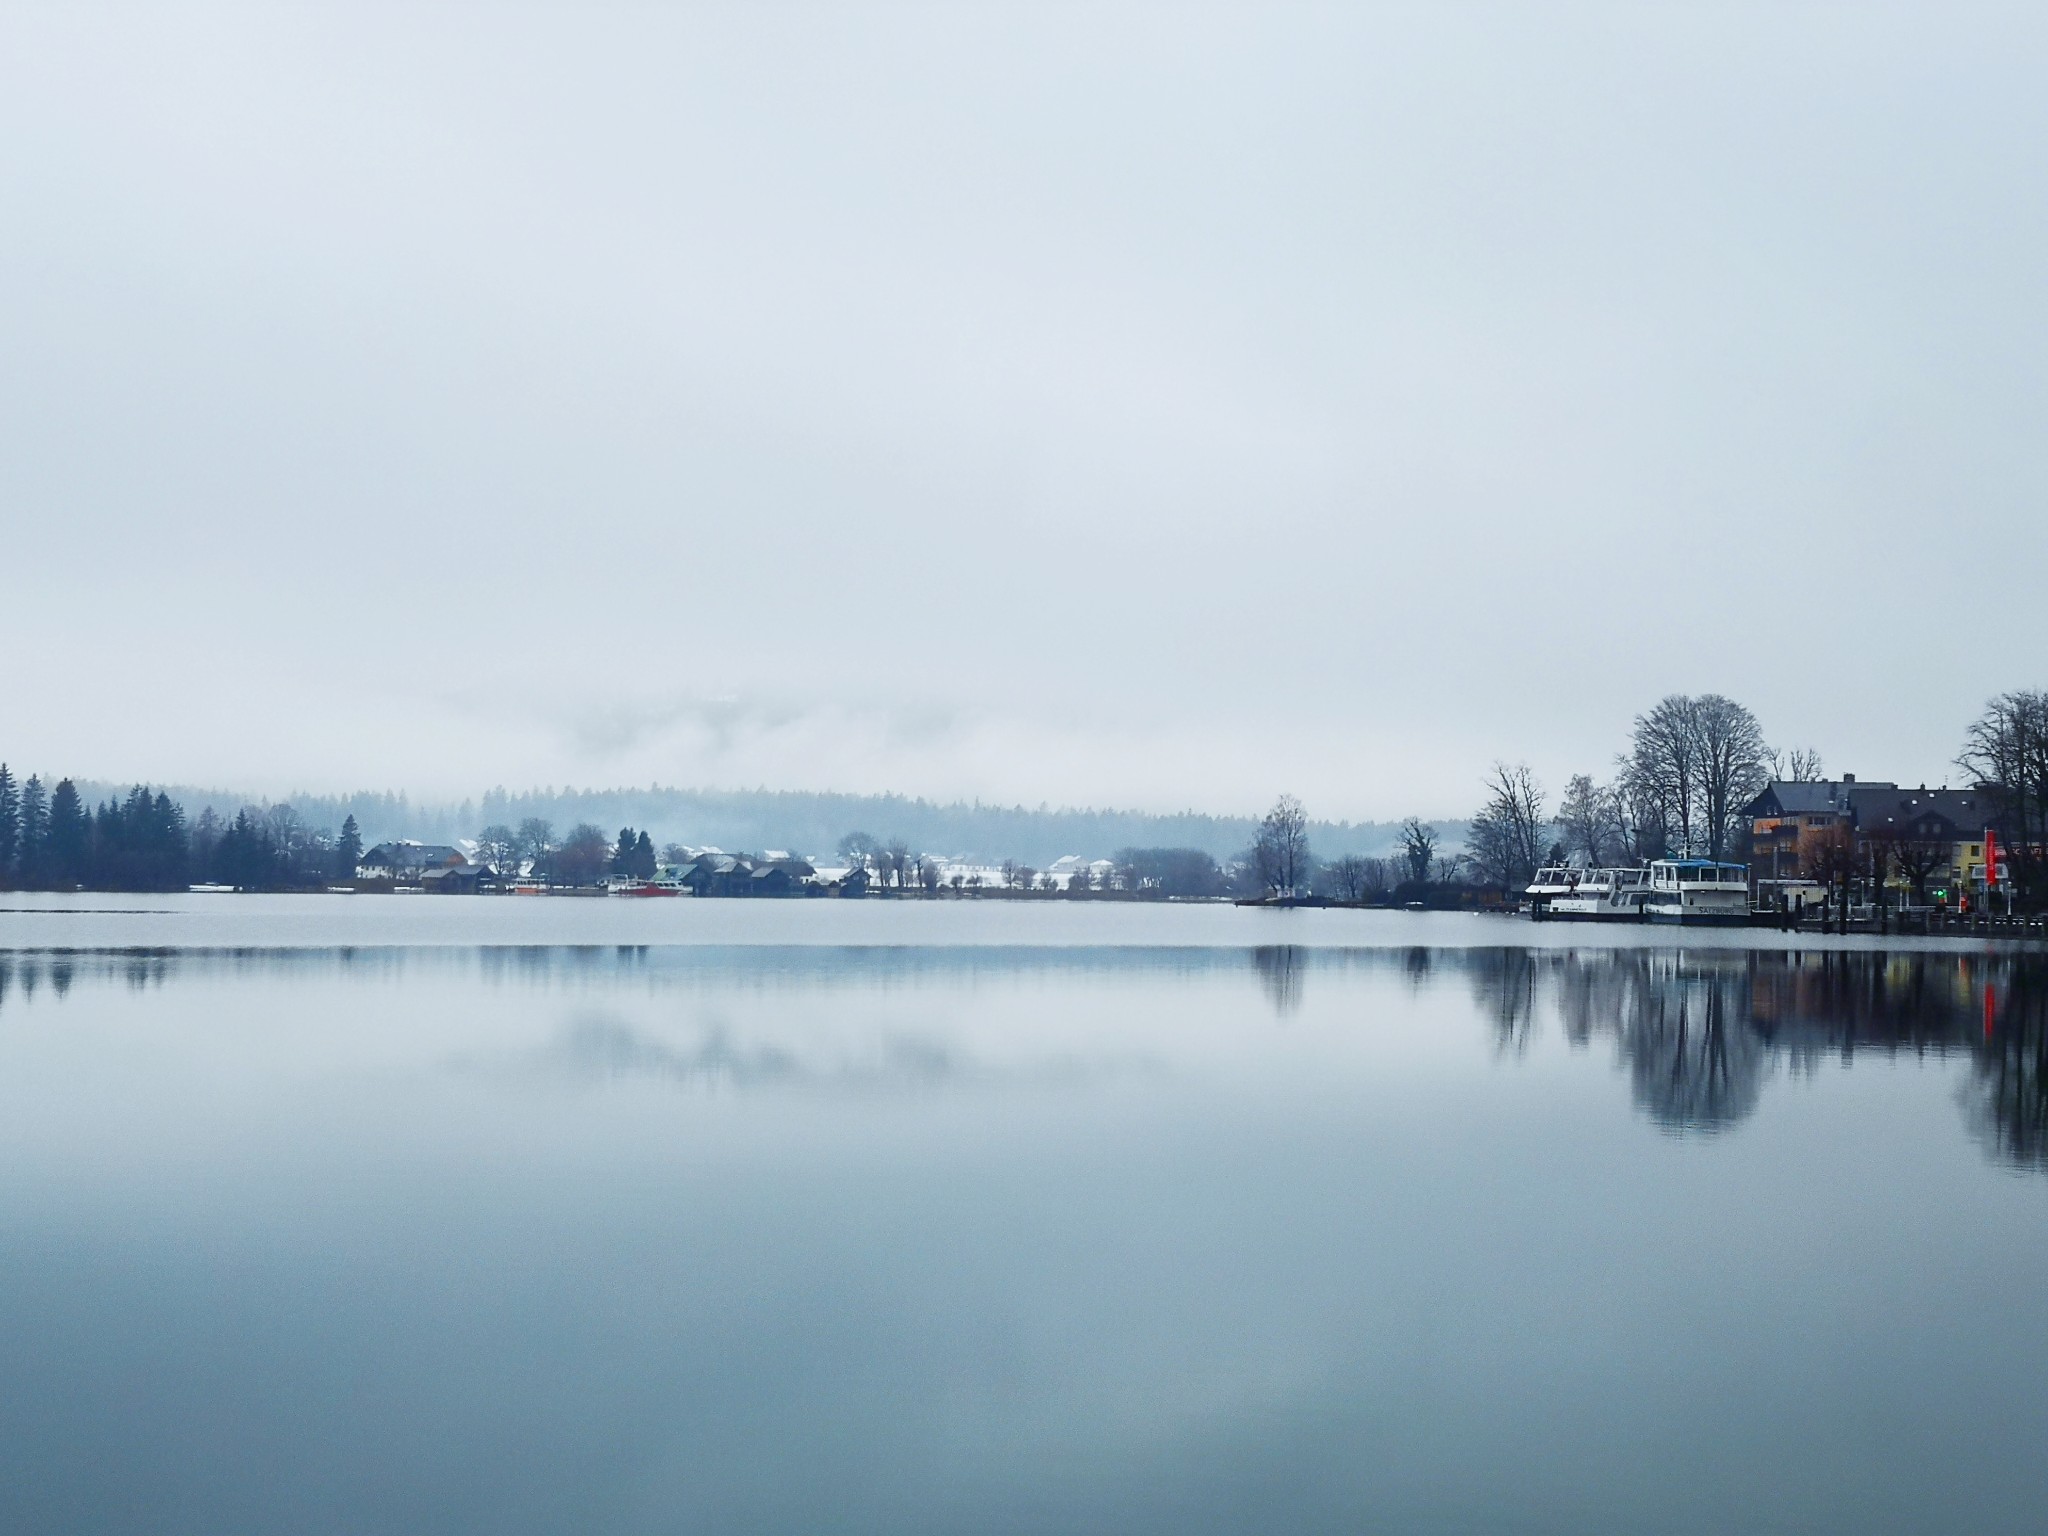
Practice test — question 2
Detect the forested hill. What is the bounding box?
[77,782,1446,865]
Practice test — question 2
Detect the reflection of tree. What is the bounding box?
[1467,948,1540,1054]
[1251,946,1306,1016]
[1966,956,2048,1171]
[1616,956,1765,1131]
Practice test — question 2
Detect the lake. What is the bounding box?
[1,896,2044,1534]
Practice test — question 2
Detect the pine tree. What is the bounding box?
[633,830,656,879]
[17,776,48,888]
[335,814,363,881]
[46,780,89,887]
[153,792,189,890]
[611,827,636,877]
[0,765,18,887]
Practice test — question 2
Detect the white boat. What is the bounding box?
[1643,860,1751,925]
[1526,866,1651,921]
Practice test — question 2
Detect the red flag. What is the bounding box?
[1985,828,2000,889]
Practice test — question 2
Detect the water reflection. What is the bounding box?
[1251,945,1306,1015]
[5,943,2048,1169]
[5,939,2048,1535]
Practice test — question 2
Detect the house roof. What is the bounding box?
[1746,780,1884,818]
[1850,785,1989,839]
[361,841,466,867]
[1746,780,1993,838]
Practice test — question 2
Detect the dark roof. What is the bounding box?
[1745,780,1994,837]
[1745,780,1891,818]
[1851,786,1990,839]
[361,842,465,867]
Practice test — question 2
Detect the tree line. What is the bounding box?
[1456,693,1809,892]
[1456,687,2048,910]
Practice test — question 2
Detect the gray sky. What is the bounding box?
[3,3,2043,819]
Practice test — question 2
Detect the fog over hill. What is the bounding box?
[74,782,1451,867]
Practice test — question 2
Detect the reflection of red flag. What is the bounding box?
[1986,984,1997,1041]
[1986,828,2000,888]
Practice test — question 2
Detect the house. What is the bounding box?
[358,841,468,881]
[746,858,816,897]
[1743,777,1997,902]
[674,854,748,898]
[421,863,497,895]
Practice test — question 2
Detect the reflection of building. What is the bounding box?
[1497,947,2045,1157]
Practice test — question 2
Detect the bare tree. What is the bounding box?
[1253,794,1311,897]
[1691,694,1771,860]
[1958,690,2048,908]
[1773,747,1825,782]
[1467,762,1546,889]
[1399,817,1438,886]
[1625,695,1700,855]
[1802,824,1857,920]
[1556,774,1612,866]
[1864,829,1899,918]
[1625,693,1771,859]
[516,817,556,878]
[554,822,611,886]
[836,831,879,874]
[475,823,518,874]
[1326,854,1371,903]
[1891,836,1949,907]
[1610,765,1668,862]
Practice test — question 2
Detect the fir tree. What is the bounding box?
[16,776,48,888]
[46,780,89,888]
[611,827,637,876]
[633,829,656,878]
[0,765,18,886]
[335,814,363,881]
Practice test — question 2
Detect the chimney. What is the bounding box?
[1842,773,1856,785]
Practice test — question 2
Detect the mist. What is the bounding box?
[3,4,2043,817]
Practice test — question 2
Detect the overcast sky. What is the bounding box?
[2,3,2043,819]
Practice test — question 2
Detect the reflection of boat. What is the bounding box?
[1526,867,1651,921]
[1643,860,1751,924]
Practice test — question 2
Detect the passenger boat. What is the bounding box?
[1526,866,1651,921]
[1642,860,1751,924]
[605,877,682,897]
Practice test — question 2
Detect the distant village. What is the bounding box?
[0,687,2041,913]
[348,836,1126,899]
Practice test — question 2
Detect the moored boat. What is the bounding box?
[1642,859,1750,924]
[1526,866,1651,921]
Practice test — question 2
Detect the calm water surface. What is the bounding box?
[1,897,2044,1534]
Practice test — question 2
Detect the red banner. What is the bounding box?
[1986,828,2001,888]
